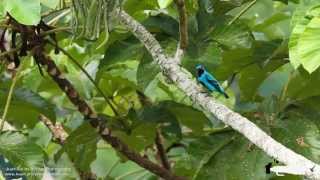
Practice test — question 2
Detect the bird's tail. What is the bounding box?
[223,92,229,99]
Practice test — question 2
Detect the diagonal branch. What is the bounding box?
[117,10,320,179]
[32,45,186,180]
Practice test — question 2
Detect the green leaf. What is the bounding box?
[137,53,160,90]
[212,21,253,49]
[113,123,157,152]
[182,42,222,75]
[164,101,211,135]
[124,0,158,19]
[91,147,151,179]
[286,67,320,100]
[40,0,59,9]
[5,0,41,25]
[56,122,99,172]
[0,87,56,128]
[271,114,320,162]
[0,132,44,180]
[253,12,291,40]
[195,135,271,180]
[239,59,285,101]
[258,64,292,98]
[143,14,179,39]
[28,122,52,148]
[137,103,182,138]
[100,40,144,68]
[297,17,320,73]
[158,0,173,9]
[289,2,320,69]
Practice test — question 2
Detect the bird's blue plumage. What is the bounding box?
[196,64,229,98]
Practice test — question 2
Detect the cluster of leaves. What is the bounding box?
[1,0,320,179]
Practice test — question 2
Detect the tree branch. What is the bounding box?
[117,10,320,179]
[155,128,171,170]
[20,23,185,179]
[32,47,185,180]
[39,114,97,180]
[173,0,188,62]
[39,114,68,144]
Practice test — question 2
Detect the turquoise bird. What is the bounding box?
[196,64,229,98]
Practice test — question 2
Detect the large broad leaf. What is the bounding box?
[0,132,44,180]
[164,101,211,135]
[238,59,285,101]
[40,0,59,9]
[56,122,99,172]
[158,0,173,9]
[289,2,320,70]
[174,131,273,179]
[91,147,153,179]
[258,64,292,98]
[4,0,41,25]
[100,39,144,69]
[296,17,320,73]
[286,67,320,100]
[182,42,222,75]
[136,103,182,138]
[28,122,53,148]
[253,12,292,40]
[271,113,320,163]
[143,14,179,39]
[124,0,158,20]
[212,21,253,49]
[0,87,56,128]
[137,53,160,90]
[113,122,157,152]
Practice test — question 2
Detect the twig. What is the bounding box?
[117,9,320,179]
[39,114,68,144]
[155,128,171,170]
[40,27,72,36]
[0,68,20,132]
[174,0,188,50]
[173,0,188,63]
[0,48,20,58]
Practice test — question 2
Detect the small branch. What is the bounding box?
[174,0,188,50]
[0,48,20,58]
[155,128,171,170]
[0,69,20,132]
[173,0,188,63]
[40,27,72,36]
[117,9,320,179]
[39,114,68,144]
[38,114,96,180]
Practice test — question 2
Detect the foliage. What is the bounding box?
[0,0,320,179]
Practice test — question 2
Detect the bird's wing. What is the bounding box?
[204,72,223,92]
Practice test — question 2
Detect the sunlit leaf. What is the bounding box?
[0,132,44,180]
[5,0,41,25]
